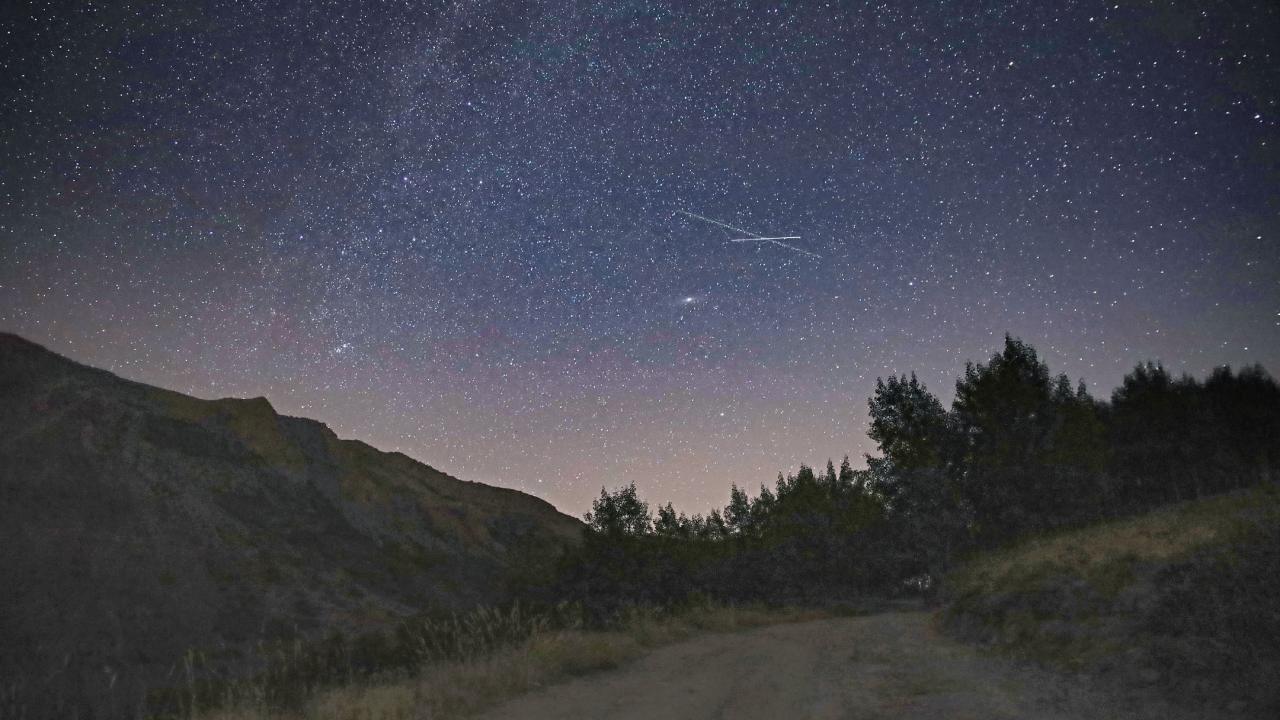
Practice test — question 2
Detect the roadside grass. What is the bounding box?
[945,484,1277,623]
[947,484,1280,601]
[191,602,834,720]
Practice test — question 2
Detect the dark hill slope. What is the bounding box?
[941,486,1280,717]
[0,333,581,711]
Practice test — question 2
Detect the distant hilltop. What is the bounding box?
[0,332,582,714]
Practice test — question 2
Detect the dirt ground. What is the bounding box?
[476,611,1187,720]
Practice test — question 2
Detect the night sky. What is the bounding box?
[3,1,1277,514]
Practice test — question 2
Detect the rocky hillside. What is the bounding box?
[0,333,582,714]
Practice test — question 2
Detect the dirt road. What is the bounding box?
[477,611,1173,720]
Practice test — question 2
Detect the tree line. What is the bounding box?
[544,337,1280,614]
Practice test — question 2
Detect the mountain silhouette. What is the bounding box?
[0,332,581,710]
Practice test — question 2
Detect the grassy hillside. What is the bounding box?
[941,484,1280,716]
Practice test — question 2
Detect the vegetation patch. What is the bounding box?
[7,334,1279,718]
[941,484,1280,715]
[166,601,829,720]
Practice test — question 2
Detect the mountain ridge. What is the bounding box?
[0,332,582,712]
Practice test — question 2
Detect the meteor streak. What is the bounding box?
[732,238,822,258]
[675,210,759,237]
[677,210,821,258]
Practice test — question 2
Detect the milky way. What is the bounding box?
[3,1,1277,514]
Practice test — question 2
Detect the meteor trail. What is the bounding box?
[674,210,760,238]
[677,210,821,258]
[732,238,823,258]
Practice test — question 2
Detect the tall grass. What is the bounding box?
[188,600,831,720]
[134,603,574,719]
[0,599,843,719]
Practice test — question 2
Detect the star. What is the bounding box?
[2,0,1276,516]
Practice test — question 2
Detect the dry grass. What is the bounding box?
[194,603,830,720]
[949,484,1280,597]
[941,483,1280,714]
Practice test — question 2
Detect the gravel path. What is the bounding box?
[476,611,1162,720]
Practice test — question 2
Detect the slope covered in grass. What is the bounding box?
[941,484,1280,716]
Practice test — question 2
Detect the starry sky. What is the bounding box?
[3,0,1278,515]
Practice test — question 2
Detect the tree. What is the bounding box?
[951,336,1058,542]
[865,373,952,512]
[1108,362,1189,508]
[837,455,857,491]
[822,460,839,492]
[686,513,707,537]
[953,337,1053,465]
[751,484,776,532]
[654,502,684,537]
[790,465,819,493]
[584,483,652,537]
[1203,364,1280,489]
[552,338,1277,614]
[702,509,728,540]
[868,373,950,471]
[1042,376,1108,522]
[724,484,753,536]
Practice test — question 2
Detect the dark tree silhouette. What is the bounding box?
[554,337,1279,610]
[584,482,651,537]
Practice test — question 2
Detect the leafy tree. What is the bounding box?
[702,509,728,540]
[654,502,684,537]
[751,484,776,531]
[724,484,753,536]
[584,483,652,537]
[866,373,953,517]
[686,513,707,538]
[868,372,950,472]
[1108,362,1194,507]
[951,336,1058,542]
[1203,364,1280,489]
[1035,376,1110,522]
[789,464,819,494]
[953,337,1054,465]
[863,371,965,580]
